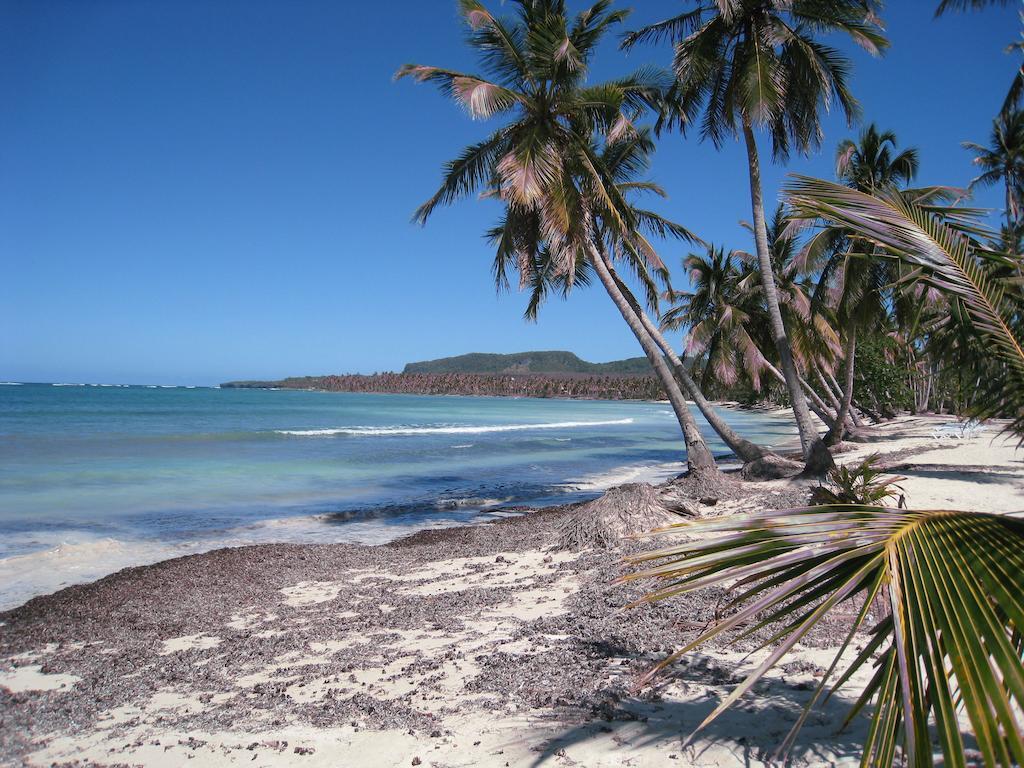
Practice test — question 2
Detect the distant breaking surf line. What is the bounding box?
[275,418,634,437]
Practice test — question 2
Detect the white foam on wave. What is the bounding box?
[434,496,509,510]
[559,461,687,492]
[275,418,634,437]
[0,536,197,612]
[0,382,22,386]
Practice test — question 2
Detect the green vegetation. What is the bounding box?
[638,98,1024,768]
[808,453,906,507]
[402,350,649,375]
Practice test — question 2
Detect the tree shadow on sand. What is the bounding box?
[525,650,975,767]
[523,653,869,767]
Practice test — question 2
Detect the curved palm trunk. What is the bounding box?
[818,367,843,408]
[742,122,833,474]
[764,360,837,430]
[586,244,719,477]
[609,273,773,464]
[813,366,856,429]
[826,330,857,446]
[822,366,861,427]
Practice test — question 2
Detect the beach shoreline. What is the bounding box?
[2,414,1020,767]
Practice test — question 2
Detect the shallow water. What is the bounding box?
[0,383,796,609]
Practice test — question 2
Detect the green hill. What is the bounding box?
[402,351,651,375]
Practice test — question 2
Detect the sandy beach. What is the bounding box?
[1,414,1019,767]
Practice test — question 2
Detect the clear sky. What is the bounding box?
[1,0,1017,385]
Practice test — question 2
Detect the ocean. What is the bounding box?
[0,383,796,609]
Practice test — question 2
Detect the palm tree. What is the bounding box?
[662,245,770,393]
[622,1,887,474]
[964,110,1024,229]
[815,125,919,443]
[629,179,1024,768]
[734,207,845,428]
[515,129,786,473]
[396,0,722,476]
[739,206,842,382]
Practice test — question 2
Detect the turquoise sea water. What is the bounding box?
[0,383,796,609]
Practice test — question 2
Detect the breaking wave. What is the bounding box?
[275,418,634,437]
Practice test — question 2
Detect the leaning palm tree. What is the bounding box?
[396,0,723,477]
[964,110,1024,229]
[740,205,842,383]
[628,179,1024,767]
[517,130,789,475]
[622,1,888,474]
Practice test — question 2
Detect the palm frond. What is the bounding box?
[394,66,522,119]
[935,0,1013,16]
[624,505,1024,767]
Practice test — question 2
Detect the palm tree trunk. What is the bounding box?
[742,121,832,474]
[921,364,933,412]
[1008,181,1017,230]
[849,404,864,428]
[586,244,719,477]
[824,368,845,405]
[826,330,856,446]
[599,251,773,466]
[815,366,858,429]
[814,367,843,411]
[764,360,837,430]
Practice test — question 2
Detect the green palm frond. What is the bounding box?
[624,0,884,159]
[624,505,1024,767]
[936,0,1013,16]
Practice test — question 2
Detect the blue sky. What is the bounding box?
[0,0,1017,385]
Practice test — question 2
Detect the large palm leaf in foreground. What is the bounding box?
[628,180,1024,767]
[625,507,1024,767]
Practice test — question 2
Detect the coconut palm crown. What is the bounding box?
[397,0,670,293]
[662,244,770,391]
[964,109,1024,227]
[621,0,887,160]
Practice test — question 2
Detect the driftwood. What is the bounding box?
[554,483,697,551]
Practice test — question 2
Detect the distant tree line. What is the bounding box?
[222,372,666,401]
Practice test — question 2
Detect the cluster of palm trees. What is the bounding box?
[397,0,1024,481]
[399,2,1024,765]
[397,0,890,478]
